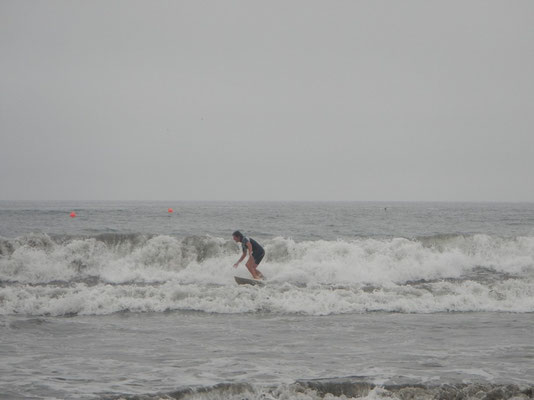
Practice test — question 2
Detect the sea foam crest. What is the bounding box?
[1,234,533,316]
[104,381,534,400]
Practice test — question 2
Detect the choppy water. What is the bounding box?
[1,201,533,399]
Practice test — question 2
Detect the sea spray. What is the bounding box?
[1,233,533,316]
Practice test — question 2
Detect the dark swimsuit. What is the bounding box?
[241,237,265,265]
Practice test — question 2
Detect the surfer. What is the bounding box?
[232,231,265,280]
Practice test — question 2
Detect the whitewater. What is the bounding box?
[1,201,533,399]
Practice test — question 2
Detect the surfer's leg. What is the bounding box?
[253,252,265,279]
[246,258,262,279]
[254,265,264,279]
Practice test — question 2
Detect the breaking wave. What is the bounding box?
[1,233,533,316]
[104,379,534,400]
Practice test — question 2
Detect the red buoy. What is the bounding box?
[70,211,76,218]
[168,208,173,213]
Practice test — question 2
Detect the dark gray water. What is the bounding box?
[1,201,533,399]
[1,201,534,239]
[2,312,533,399]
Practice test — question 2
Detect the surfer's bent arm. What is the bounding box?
[233,251,247,268]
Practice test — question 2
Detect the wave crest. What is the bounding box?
[1,234,533,316]
[104,380,534,400]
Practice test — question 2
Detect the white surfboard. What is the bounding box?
[234,276,265,286]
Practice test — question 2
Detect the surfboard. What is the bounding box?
[234,276,265,286]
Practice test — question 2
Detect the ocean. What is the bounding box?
[1,201,533,399]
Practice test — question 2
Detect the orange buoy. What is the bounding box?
[70,211,77,218]
[168,208,173,213]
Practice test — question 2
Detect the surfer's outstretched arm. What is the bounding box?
[233,251,247,268]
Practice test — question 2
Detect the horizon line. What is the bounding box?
[1,199,533,204]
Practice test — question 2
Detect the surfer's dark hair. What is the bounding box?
[232,230,243,240]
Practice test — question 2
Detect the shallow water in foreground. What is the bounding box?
[1,311,533,399]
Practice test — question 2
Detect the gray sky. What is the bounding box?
[1,1,533,201]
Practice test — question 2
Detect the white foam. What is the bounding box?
[1,275,533,316]
[1,234,533,316]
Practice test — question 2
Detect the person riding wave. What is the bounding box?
[232,230,265,280]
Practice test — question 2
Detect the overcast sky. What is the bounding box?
[1,1,533,201]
